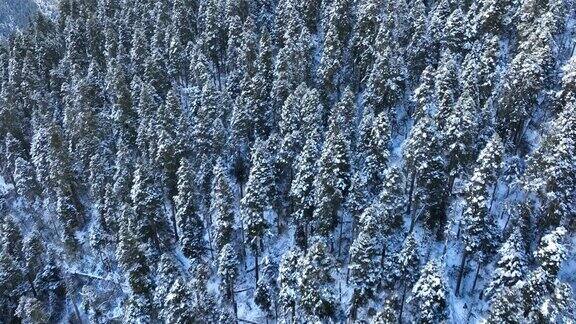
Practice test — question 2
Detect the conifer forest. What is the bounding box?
[0,0,576,322]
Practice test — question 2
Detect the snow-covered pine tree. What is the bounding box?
[116,213,155,322]
[348,206,382,316]
[154,253,180,315]
[350,0,380,85]
[313,120,350,237]
[241,139,274,284]
[457,133,504,294]
[403,115,447,231]
[524,103,576,228]
[485,228,527,298]
[298,238,337,321]
[278,247,302,321]
[218,243,239,306]
[364,111,391,188]
[520,227,574,322]
[211,158,236,253]
[395,233,420,319]
[174,158,204,260]
[410,259,448,323]
[290,136,319,248]
[162,278,195,323]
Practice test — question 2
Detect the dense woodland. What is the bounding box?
[0,0,575,322]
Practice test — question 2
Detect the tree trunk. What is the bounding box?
[471,262,482,293]
[407,172,416,216]
[26,274,38,298]
[254,241,260,286]
[488,182,498,214]
[399,284,408,323]
[337,211,344,258]
[455,251,467,296]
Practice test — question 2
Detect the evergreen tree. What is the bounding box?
[211,159,236,252]
[395,233,420,319]
[0,244,25,322]
[403,116,447,230]
[485,229,527,298]
[290,136,319,247]
[524,103,576,228]
[374,166,406,233]
[364,111,391,187]
[373,294,399,323]
[350,0,380,84]
[298,239,337,321]
[278,248,302,321]
[241,140,273,283]
[313,121,350,237]
[154,253,180,315]
[520,227,574,322]
[348,206,382,314]
[162,278,195,323]
[174,158,204,260]
[130,162,169,254]
[116,214,155,322]
[410,259,448,323]
[218,243,239,304]
[457,133,504,294]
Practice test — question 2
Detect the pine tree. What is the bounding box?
[412,65,436,122]
[290,136,319,247]
[410,259,448,323]
[298,239,337,321]
[485,229,527,298]
[162,278,195,323]
[278,84,306,169]
[313,120,350,237]
[364,111,391,187]
[318,0,350,93]
[130,162,169,254]
[395,233,420,319]
[557,56,576,108]
[254,256,278,317]
[218,243,239,304]
[520,227,574,322]
[0,244,25,322]
[486,287,523,323]
[155,90,183,195]
[348,206,382,314]
[442,8,467,53]
[374,166,406,233]
[278,248,302,321]
[373,294,399,323]
[22,230,44,298]
[434,51,459,129]
[364,26,405,113]
[457,133,504,294]
[403,116,447,230]
[116,214,155,322]
[443,89,479,179]
[478,35,500,105]
[406,0,429,75]
[211,159,236,253]
[15,296,49,324]
[241,140,273,283]
[524,103,576,228]
[350,0,380,84]
[174,158,204,260]
[154,253,180,314]
[476,0,513,34]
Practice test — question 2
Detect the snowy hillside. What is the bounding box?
[0,0,575,323]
